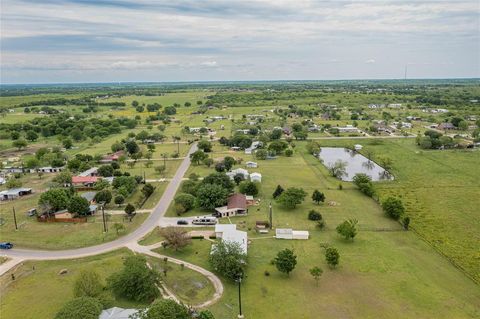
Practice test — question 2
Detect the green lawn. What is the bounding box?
[158,139,480,318]
[0,249,147,319]
[314,138,480,282]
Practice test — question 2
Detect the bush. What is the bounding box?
[325,247,340,268]
[174,193,196,212]
[239,181,259,196]
[308,210,322,221]
[54,297,103,319]
[382,197,405,220]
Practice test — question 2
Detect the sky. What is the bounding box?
[1,0,479,84]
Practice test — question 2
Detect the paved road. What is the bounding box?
[0,143,198,261]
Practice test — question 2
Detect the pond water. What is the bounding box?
[318,147,394,182]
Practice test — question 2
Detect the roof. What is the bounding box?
[0,187,32,196]
[72,176,98,184]
[81,191,97,202]
[99,307,139,319]
[78,167,98,177]
[222,229,248,254]
[215,224,237,233]
[227,193,247,210]
[276,228,293,235]
[250,172,262,177]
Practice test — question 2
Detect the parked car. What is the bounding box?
[27,208,37,217]
[176,220,189,225]
[0,242,13,250]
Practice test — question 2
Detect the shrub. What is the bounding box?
[382,197,405,220]
[308,210,322,221]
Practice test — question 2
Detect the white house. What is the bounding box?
[214,224,248,254]
[337,125,360,133]
[78,167,98,177]
[99,307,139,319]
[275,228,309,240]
[245,161,257,168]
[250,172,262,183]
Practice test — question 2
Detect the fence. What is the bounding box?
[37,216,87,223]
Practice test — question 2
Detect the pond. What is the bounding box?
[318,147,393,182]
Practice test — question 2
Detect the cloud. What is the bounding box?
[1,0,478,83]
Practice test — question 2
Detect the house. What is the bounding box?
[337,125,359,133]
[230,146,241,151]
[226,168,249,180]
[214,193,248,218]
[437,123,456,130]
[37,166,64,173]
[78,167,98,177]
[53,210,74,219]
[245,195,255,206]
[99,307,139,319]
[236,129,250,135]
[388,103,402,108]
[0,188,33,200]
[250,172,262,183]
[406,116,422,121]
[100,151,124,163]
[72,176,98,188]
[245,141,263,154]
[214,224,248,254]
[245,161,257,168]
[275,228,310,240]
[80,191,97,204]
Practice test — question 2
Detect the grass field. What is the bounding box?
[0,249,145,319]
[157,139,480,318]
[314,138,480,282]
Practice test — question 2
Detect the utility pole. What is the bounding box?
[101,204,107,233]
[143,171,146,184]
[13,206,18,230]
[269,202,273,230]
[237,275,244,319]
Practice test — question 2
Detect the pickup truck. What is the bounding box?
[0,242,13,250]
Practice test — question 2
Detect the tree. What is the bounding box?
[309,266,323,285]
[325,247,340,268]
[63,138,73,149]
[306,141,321,155]
[5,178,22,189]
[141,183,155,198]
[73,269,103,298]
[312,189,325,204]
[382,197,405,220]
[26,130,38,142]
[114,195,124,207]
[12,139,28,150]
[308,210,322,221]
[54,297,102,319]
[94,190,112,204]
[68,196,90,216]
[155,165,166,176]
[174,193,196,212]
[203,157,214,167]
[223,156,236,171]
[97,165,114,177]
[233,173,244,185]
[39,188,70,212]
[124,203,136,216]
[202,172,234,192]
[132,100,139,107]
[136,105,145,113]
[274,248,297,276]
[190,150,208,165]
[352,173,375,197]
[214,162,225,172]
[255,149,267,160]
[198,140,212,152]
[135,299,190,319]
[125,140,139,155]
[272,185,284,199]
[196,184,229,210]
[336,219,358,241]
[209,240,247,281]
[107,255,160,302]
[268,140,288,153]
[285,149,293,157]
[160,227,192,251]
[277,187,307,209]
[402,216,411,230]
[328,160,347,178]
[53,170,72,185]
[239,181,259,196]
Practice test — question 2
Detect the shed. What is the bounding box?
[250,172,262,183]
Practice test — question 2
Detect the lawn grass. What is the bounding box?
[146,256,215,306]
[313,138,480,282]
[157,139,480,318]
[0,248,147,319]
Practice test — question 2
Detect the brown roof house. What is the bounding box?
[214,193,248,218]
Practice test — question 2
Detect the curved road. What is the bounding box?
[1,143,198,261]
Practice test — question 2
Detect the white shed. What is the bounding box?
[292,230,309,240]
[250,172,262,183]
[246,161,258,168]
[275,228,309,240]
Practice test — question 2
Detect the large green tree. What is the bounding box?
[54,297,102,319]
[196,184,229,210]
[336,219,358,241]
[68,196,90,216]
[276,187,307,209]
[39,188,70,212]
[107,255,160,302]
[274,248,297,276]
[135,299,190,319]
[209,240,247,281]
